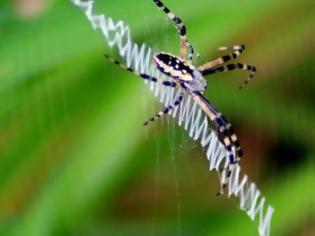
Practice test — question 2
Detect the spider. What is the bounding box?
[105,0,256,194]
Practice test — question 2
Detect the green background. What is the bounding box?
[0,0,314,235]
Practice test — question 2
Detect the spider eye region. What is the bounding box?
[153,52,194,81]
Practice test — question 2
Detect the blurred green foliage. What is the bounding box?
[0,0,314,235]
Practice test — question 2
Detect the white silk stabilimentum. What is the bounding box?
[70,1,274,235]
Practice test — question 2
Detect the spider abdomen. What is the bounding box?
[153,52,195,81]
[153,52,207,92]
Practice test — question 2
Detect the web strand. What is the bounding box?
[70,1,274,235]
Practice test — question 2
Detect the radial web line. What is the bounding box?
[70,1,274,235]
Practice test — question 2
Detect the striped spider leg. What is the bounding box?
[198,45,257,89]
[153,0,195,62]
[191,91,239,195]
[143,91,184,126]
[195,45,257,158]
[104,55,185,126]
[104,55,177,88]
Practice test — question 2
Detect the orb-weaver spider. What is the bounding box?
[105,0,256,193]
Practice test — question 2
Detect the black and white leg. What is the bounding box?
[201,62,256,89]
[197,45,245,71]
[214,113,243,158]
[153,0,194,61]
[213,116,239,195]
[215,116,243,196]
[218,45,245,63]
[105,54,177,88]
[143,92,184,126]
[191,91,241,194]
[191,91,238,162]
[187,42,195,63]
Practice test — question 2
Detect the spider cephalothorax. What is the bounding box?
[105,0,256,194]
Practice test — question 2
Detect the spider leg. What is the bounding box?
[105,55,177,88]
[216,114,243,158]
[187,42,195,63]
[143,92,184,126]
[191,91,242,195]
[197,45,245,71]
[191,91,238,162]
[153,0,194,61]
[200,62,256,89]
[218,45,245,60]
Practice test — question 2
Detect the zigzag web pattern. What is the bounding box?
[70,1,274,235]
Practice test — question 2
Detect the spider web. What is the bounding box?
[70,1,274,235]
